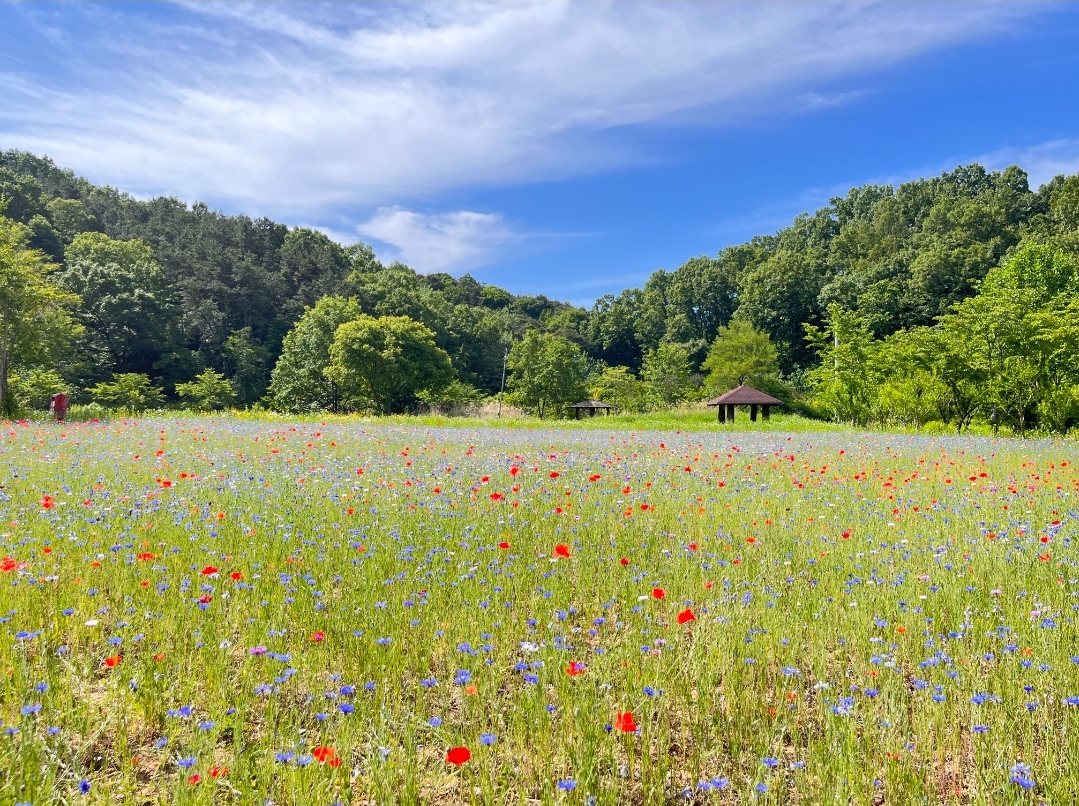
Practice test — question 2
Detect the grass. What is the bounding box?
[0,414,1076,804]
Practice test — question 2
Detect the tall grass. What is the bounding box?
[0,416,1074,804]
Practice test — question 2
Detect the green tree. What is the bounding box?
[60,232,181,377]
[10,368,68,413]
[804,305,881,425]
[224,327,271,406]
[326,315,453,415]
[590,366,648,413]
[268,296,363,412]
[177,369,237,412]
[91,373,166,412]
[0,215,77,417]
[506,330,589,418]
[701,319,780,394]
[641,341,695,409]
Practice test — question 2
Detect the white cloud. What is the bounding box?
[0,2,1039,213]
[975,138,1079,188]
[356,207,515,273]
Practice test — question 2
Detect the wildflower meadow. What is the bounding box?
[2,416,1078,804]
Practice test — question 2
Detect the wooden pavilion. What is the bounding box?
[567,400,617,419]
[706,385,783,422]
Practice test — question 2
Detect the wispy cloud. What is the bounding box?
[975,138,1079,188]
[0,2,1039,214]
[357,208,516,273]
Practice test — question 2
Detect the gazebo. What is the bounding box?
[706,385,783,422]
[567,400,617,419]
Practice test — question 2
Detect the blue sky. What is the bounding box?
[2,3,1079,306]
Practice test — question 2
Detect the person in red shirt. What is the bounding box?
[50,392,69,422]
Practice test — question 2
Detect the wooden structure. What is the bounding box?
[567,400,617,419]
[706,385,783,422]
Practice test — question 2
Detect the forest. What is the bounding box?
[2,148,1078,433]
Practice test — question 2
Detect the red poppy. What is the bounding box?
[137,552,155,561]
[210,765,228,778]
[554,544,570,558]
[688,542,698,551]
[677,607,696,625]
[549,471,560,479]
[510,466,519,476]
[152,653,166,661]
[489,493,504,501]
[651,588,665,599]
[446,746,471,765]
[311,631,325,642]
[198,594,212,604]
[703,581,714,590]
[188,774,201,785]
[565,660,586,676]
[312,746,337,763]
[230,571,244,580]
[201,566,219,576]
[104,655,122,668]
[619,558,629,565]
[589,474,601,482]
[498,542,510,549]
[615,711,638,732]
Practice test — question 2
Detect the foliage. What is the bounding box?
[90,372,166,412]
[4,148,1079,434]
[59,232,182,380]
[9,367,68,413]
[506,330,590,418]
[325,315,453,415]
[589,366,650,413]
[417,379,485,412]
[268,296,363,413]
[176,369,237,412]
[701,319,780,394]
[0,214,78,417]
[640,341,697,409]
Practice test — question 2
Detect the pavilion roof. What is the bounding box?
[705,385,783,406]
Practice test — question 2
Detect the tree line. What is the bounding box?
[1,148,1077,433]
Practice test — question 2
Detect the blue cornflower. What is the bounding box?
[762,756,779,768]
[338,702,355,715]
[79,779,91,794]
[556,779,576,791]
[177,757,197,769]
[429,716,442,727]
[479,732,497,746]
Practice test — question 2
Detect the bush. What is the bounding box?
[91,373,165,412]
[9,368,67,413]
[177,369,237,412]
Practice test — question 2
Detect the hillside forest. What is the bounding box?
[2,149,1079,433]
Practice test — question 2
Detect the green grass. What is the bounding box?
[0,415,1075,804]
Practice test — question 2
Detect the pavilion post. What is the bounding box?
[727,404,735,421]
[750,404,758,421]
[763,405,770,421]
[717,405,725,423]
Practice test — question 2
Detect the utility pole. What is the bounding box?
[497,348,509,417]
